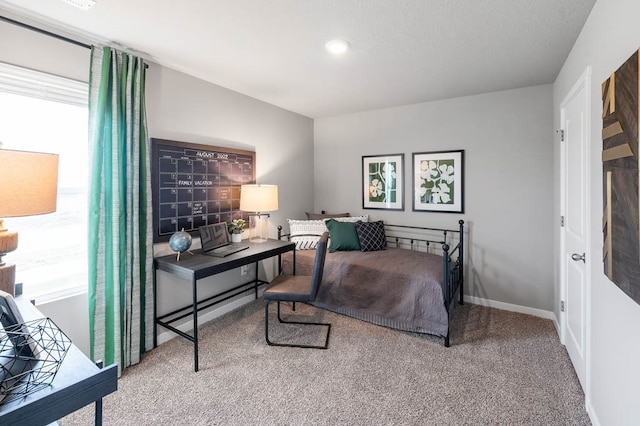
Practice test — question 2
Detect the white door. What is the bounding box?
[560,67,591,391]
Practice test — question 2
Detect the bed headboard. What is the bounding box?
[277,219,464,256]
[382,221,464,255]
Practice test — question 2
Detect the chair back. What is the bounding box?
[309,232,329,300]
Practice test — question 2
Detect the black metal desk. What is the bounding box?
[0,297,118,425]
[153,238,295,372]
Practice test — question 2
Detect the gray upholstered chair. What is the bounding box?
[263,232,330,349]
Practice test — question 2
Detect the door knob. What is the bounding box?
[571,253,585,263]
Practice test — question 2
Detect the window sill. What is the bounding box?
[26,285,87,305]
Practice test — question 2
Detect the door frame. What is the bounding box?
[559,65,592,397]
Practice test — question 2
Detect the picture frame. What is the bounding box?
[412,150,464,213]
[362,154,404,210]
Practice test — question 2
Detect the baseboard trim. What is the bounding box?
[552,314,561,336]
[586,398,600,426]
[464,295,555,320]
[156,293,262,346]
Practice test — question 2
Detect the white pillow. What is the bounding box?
[328,215,369,223]
[287,216,369,250]
[287,219,328,250]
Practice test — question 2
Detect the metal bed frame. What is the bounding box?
[278,219,465,346]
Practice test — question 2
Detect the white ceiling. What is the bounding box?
[0,0,596,118]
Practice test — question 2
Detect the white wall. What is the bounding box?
[315,85,555,312]
[553,0,640,424]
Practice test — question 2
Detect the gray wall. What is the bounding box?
[146,65,314,343]
[314,85,555,312]
[0,14,315,352]
[145,65,314,235]
[0,13,89,82]
[553,0,640,423]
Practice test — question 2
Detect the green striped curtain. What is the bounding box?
[88,46,154,375]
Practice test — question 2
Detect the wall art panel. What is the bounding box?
[602,49,640,305]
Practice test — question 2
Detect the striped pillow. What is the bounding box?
[287,219,327,250]
[287,216,370,250]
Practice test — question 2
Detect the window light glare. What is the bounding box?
[60,0,97,11]
[325,39,350,55]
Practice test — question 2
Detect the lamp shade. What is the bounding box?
[240,184,278,212]
[0,149,59,217]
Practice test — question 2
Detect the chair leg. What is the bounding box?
[265,300,331,349]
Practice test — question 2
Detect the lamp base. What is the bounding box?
[249,213,270,243]
[0,221,19,295]
[0,263,16,296]
[0,227,19,265]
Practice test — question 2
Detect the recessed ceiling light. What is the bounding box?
[325,39,350,55]
[60,0,97,11]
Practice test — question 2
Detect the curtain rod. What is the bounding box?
[1,14,91,49]
[1,14,149,68]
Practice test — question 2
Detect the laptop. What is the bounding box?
[199,222,249,257]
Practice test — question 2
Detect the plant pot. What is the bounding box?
[231,233,242,243]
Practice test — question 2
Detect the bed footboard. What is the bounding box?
[385,220,464,347]
[442,220,465,346]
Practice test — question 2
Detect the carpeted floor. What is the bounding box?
[61,300,590,425]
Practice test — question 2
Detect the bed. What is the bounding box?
[277,217,465,346]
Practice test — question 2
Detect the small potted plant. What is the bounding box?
[228,218,246,242]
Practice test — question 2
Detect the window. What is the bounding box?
[0,62,88,300]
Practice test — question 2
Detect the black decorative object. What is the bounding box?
[0,317,72,405]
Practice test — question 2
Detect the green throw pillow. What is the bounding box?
[326,219,360,252]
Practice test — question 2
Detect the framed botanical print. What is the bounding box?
[412,150,464,213]
[362,154,404,210]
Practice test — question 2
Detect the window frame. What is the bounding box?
[0,61,88,107]
[0,61,89,301]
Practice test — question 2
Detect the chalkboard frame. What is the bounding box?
[150,138,256,243]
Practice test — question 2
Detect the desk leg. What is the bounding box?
[95,398,103,426]
[292,249,297,311]
[254,261,259,299]
[192,276,199,372]
[95,360,104,426]
[153,268,158,348]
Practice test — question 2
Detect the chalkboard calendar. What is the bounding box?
[151,138,256,243]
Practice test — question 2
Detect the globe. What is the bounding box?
[169,230,192,254]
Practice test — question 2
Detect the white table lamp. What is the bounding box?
[240,184,278,243]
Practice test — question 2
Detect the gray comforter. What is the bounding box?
[281,247,449,336]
